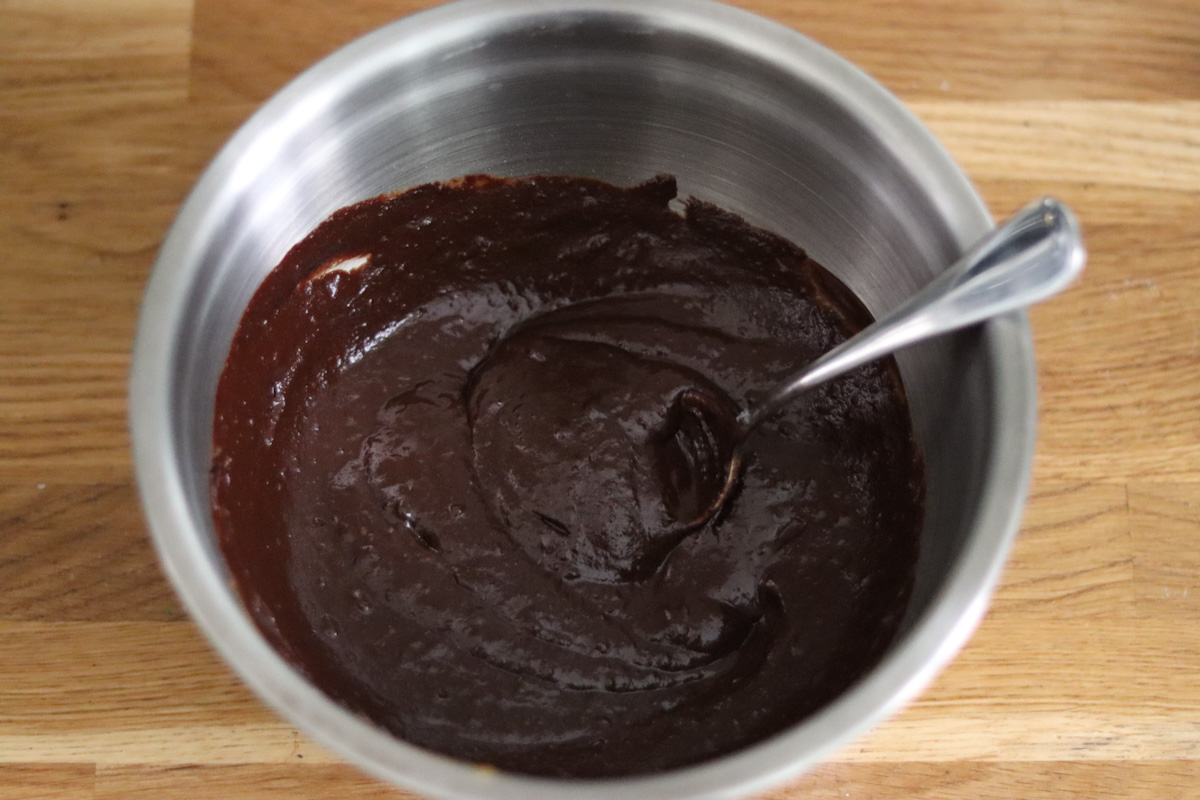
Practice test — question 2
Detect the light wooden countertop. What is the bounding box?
[2,0,1198,797]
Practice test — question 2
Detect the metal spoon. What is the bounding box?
[669,197,1086,529]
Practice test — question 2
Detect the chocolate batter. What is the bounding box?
[212,175,924,777]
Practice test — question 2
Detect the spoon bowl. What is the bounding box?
[670,196,1085,530]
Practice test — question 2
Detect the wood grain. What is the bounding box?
[1,0,1198,797]
[94,765,416,800]
[0,766,93,800]
[0,484,176,621]
[0,0,192,109]
[770,762,1200,800]
[1131,483,1200,617]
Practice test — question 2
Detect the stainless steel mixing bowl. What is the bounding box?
[130,1,1036,797]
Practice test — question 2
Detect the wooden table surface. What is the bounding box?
[3,0,1199,797]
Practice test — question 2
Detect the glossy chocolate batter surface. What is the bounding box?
[212,175,924,777]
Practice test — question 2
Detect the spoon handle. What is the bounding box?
[743,197,1086,433]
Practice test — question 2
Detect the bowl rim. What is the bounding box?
[129,1,1037,798]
